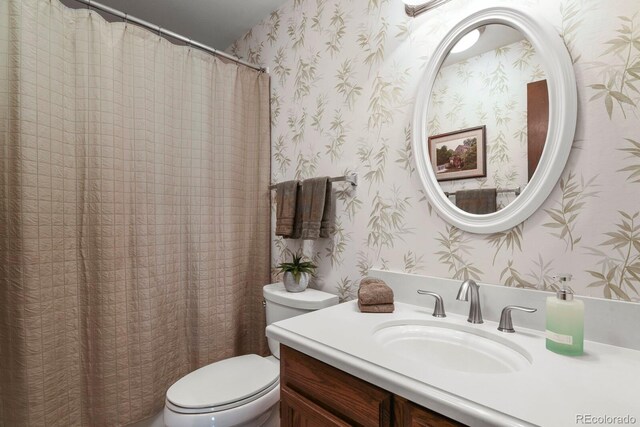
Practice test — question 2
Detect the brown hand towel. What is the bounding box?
[288,182,303,239]
[358,282,394,306]
[358,301,395,313]
[300,177,328,240]
[319,182,335,238]
[455,188,497,214]
[360,277,386,287]
[358,276,394,308]
[275,180,299,237]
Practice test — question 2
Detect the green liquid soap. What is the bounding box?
[545,274,584,356]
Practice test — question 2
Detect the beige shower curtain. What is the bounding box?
[0,0,271,425]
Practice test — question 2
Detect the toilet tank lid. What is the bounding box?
[263,283,339,310]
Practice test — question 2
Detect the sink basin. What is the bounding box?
[373,320,532,374]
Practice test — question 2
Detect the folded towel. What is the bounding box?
[455,188,497,214]
[300,177,328,240]
[358,277,394,305]
[319,182,336,238]
[275,180,299,237]
[360,277,386,287]
[358,301,395,313]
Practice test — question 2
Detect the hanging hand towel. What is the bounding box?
[300,177,328,240]
[319,182,336,238]
[455,188,497,214]
[288,182,303,239]
[275,180,299,237]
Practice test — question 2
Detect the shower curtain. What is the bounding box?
[0,0,271,425]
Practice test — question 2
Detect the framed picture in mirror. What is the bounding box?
[428,125,486,182]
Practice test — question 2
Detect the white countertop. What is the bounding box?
[267,301,640,427]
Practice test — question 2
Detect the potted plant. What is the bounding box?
[277,253,317,292]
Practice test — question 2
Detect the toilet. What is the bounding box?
[163,283,339,427]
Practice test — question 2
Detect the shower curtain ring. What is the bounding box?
[123,13,128,28]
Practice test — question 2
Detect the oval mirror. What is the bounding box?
[413,5,577,233]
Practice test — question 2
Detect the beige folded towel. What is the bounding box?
[455,188,497,214]
[300,177,328,240]
[275,180,299,237]
[358,301,395,313]
[319,182,335,238]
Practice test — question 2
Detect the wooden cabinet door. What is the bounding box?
[393,396,466,427]
[280,387,352,427]
[280,345,392,427]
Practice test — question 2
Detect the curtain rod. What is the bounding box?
[72,0,265,72]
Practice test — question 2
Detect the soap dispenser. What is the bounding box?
[545,274,584,356]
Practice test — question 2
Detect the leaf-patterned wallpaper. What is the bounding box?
[429,36,545,208]
[230,0,640,303]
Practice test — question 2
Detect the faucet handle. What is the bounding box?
[498,305,537,333]
[417,290,446,318]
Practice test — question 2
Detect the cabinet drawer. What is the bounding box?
[280,345,392,427]
[281,387,352,427]
[393,396,466,427]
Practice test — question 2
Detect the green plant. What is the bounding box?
[277,253,317,282]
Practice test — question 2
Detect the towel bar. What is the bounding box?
[444,186,520,197]
[269,172,358,189]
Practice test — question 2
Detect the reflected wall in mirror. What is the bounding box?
[426,24,549,214]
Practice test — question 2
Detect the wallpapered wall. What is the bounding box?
[231,0,640,303]
[429,36,545,207]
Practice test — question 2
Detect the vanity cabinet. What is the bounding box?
[280,345,465,427]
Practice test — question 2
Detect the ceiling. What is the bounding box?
[61,0,288,50]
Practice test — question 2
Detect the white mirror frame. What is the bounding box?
[412,5,577,234]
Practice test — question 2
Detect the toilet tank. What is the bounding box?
[263,283,339,358]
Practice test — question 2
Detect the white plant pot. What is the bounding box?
[283,271,310,293]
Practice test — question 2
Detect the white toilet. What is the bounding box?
[163,283,339,427]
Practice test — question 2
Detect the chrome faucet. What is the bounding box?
[456,279,483,324]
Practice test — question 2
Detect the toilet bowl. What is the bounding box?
[163,283,339,427]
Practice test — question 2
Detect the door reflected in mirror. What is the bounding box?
[426,24,549,214]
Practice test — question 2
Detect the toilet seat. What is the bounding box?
[166,354,279,414]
